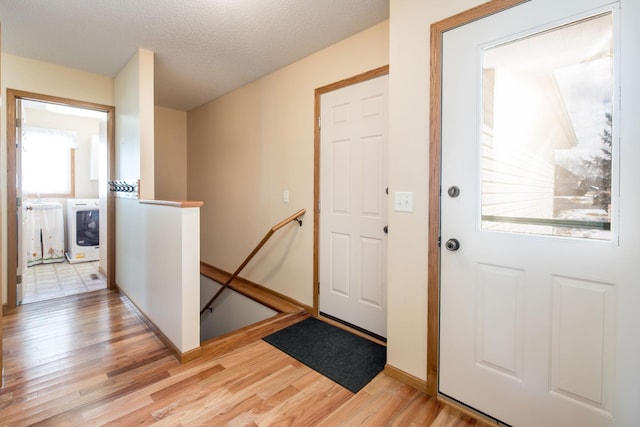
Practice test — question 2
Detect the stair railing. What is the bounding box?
[200,209,306,315]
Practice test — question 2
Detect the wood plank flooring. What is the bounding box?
[1,290,487,426]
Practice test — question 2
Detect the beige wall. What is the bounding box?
[387,0,487,381]
[155,106,187,200]
[189,1,498,384]
[1,53,114,304]
[188,20,389,308]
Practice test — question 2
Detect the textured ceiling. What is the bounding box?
[0,0,389,111]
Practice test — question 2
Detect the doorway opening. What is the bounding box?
[313,65,389,341]
[6,90,115,309]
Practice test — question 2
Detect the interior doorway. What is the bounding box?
[314,66,389,340]
[6,89,115,309]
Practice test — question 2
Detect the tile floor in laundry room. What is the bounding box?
[21,260,106,304]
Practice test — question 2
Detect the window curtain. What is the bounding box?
[23,202,65,267]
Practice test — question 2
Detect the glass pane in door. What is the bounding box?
[481,12,614,241]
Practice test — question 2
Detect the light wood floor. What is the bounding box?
[1,289,486,426]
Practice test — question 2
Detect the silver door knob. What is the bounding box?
[447,186,460,198]
[445,238,460,251]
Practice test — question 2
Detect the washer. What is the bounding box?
[66,199,100,263]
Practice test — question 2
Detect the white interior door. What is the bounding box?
[16,99,25,304]
[319,75,388,338]
[439,1,640,426]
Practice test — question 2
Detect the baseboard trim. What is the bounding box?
[200,261,312,314]
[179,346,203,364]
[383,364,428,393]
[116,285,202,364]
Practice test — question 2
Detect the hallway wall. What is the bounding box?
[155,106,187,201]
[387,0,490,381]
[187,21,389,307]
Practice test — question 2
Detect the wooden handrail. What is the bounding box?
[200,209,306,315]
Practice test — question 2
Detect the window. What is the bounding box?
[22,126,76,197]
[480,12,614,241]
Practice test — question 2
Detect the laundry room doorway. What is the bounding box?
[6,90,115,307]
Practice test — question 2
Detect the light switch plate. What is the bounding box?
[394,191,413,212]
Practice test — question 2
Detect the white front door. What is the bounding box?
[319,74,388,338]
[440,1,640,426]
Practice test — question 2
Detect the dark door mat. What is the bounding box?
[263,317,386,393]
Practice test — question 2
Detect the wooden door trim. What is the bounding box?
[312,65,389,315]
[6,89,116,308]
[427,0,530,396]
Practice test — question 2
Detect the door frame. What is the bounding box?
[6,89,116,309]
[312,65,389,316]
[427,0,530,396]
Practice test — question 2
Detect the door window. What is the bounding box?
[480,12,614,241]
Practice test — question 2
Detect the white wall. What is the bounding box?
[114,49,200,353]
[387,0,487,381]
[116,199,200,352]
[0,53,113,304]
[139,51,155,201]
[114,48,155,199]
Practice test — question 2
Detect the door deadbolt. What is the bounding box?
[383,225,388,234]
[445,238,460,251]
[447,186,460,198]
